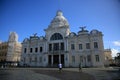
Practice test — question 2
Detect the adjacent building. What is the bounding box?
[0,32,22,67]
[0,42,8,65]
[104,49,113,66]
[20,11,105,67]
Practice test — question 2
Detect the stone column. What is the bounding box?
[66,39,68,51]
[59,54,61,63]
[51,55,53,66]
[52,43,53,51]
[59,42,61,63]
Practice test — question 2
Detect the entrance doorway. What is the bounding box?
[53,55,59,65]
[48,55,64,67]
[48,55,51,65]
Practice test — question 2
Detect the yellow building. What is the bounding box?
[0,42,8,66]
[0,42,8,61]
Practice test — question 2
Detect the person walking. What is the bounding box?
[58,63,62,72]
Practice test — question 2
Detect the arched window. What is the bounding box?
[50,33,63,40]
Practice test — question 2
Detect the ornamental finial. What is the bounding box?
[80,26,86,31]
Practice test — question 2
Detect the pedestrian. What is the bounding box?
[58,63,62,72]
[79,63,82,72]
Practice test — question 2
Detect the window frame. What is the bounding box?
[50,33,63,41]
[94,42,98,48]
[79,44,83,50]
[24,48,27,53]
[95,55,100,62]
[71,44,75,50]
[30,48,33,53]
[86,43,90,49]
[40,47,43,52]
[35,47,38,53]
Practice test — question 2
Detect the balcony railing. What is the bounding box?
[47,50,68,54]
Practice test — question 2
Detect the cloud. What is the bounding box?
[111,48,119,57]
[113,41,120,46]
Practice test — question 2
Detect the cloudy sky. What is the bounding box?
[0,0,120,57]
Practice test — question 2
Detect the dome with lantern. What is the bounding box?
[48,10,69,28]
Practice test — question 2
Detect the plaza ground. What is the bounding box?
[0,67,120,80]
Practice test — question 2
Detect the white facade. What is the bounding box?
[20,11,105,67]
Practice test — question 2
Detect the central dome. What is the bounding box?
[49,10,69,28]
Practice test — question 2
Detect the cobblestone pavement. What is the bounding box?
[0,67,120,80]
[63,67,120,80]
[32,68,94,80]
[83,68,120,80]
[0,68,59,80]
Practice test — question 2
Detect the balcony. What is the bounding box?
[48,50,66,54]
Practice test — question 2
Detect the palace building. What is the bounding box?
[20,11,105,67]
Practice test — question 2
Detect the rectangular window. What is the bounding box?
[86,43,90,49]
[72,56,75,63]
[49,44,52,51]
[71,44,75,50]
[30,48,32,53]
[87,55,91,62]
[79,44,82,50]
[24,48,27,53]
[35,47,38,53]
[94,42,98,48]
[40,47,43,52]
[53,43,59,51]
[95,55,99,62]
[61,42,64,50]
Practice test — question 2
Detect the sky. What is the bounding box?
[0,0,120,57]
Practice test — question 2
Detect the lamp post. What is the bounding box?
[59,42,61,64]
